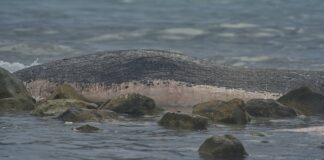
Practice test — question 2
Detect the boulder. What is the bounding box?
[100,93,161,116]
[75,124,99,133]
[158,112,208,130]
[0,67,35,112]
[199,135,248,158]
[192,99,250,124]
[57,108,118,122]
[278,87,324,116]
[32,99,97,117]
[49,83,87,101]
[245,99,297,118]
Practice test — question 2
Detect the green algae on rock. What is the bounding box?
[278,87,324,116]
[245,99,297,118]
[199,135,248,158]
[32,99,98,117]
[0,67,35,112]
[58,107,118,122]
[192,98,250,124]
[100,93,161,116]
[158,112,208,130]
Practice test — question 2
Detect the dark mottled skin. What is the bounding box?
[14,49,324,94]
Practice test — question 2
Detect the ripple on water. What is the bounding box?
[0,114,323,160]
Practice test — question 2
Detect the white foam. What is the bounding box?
[250,32,275,38]
[233,56,272,62]
[86,30,148,42]
[161,28,205,36]
[278,126,324,136]
[0,59,40,72]
[218,32,236,38]
[219,23,258,29]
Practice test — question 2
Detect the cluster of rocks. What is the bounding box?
[2,66,324,159]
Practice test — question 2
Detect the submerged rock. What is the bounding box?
[57,108,118,122]
[158,112,208,130]
[32,99,98,117]
[198,135,248,158]
[49,83,87,101]
[75,124,99,133]
[245,99,297,118]
[192,99,250,124]
[0,67,35,112]
[278,87,324,116]
[100,93,161,116]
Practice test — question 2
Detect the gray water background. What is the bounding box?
[0,114,323,160]
[1,0,324,71]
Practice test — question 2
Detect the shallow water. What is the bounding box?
[1,0,324,71]
[1,114,323,160]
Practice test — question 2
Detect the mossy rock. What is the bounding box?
[0,67,35,112]
[100,93,161,116]
[49,83,87,101]
[57,107,118,122]
[245,99,297,118]
[199,135,248,158]
[158,112,208,130]
[32,99,98,117]
[277,87,324,116]
[193,99,250,124]
[75,125,99,133]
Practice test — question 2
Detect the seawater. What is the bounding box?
[0,114,323,160]
[1,0,324,71]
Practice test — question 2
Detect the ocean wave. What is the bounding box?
[219,23,258,29]
[0,59,40,72]
[277,126,324,136]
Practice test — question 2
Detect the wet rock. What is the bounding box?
[49,83,87,101]
[319,142,324,150]
[100,93,161,116]
[245,99,297,118]
[75,124,99,133]
[192,99,250,124]
[57,108,118,122]
[0,67,35,112]
[278,87,324,116]
[261,140,269,144]
[158,112,208,130]
[199,134,248,158]
[32,99,98,117]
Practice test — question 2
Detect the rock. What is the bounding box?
[0,67,35,112]
[261,140,269,144]
[32,99,98,117]
[278,87,324,116]
[319,142,324,150]
[57,108,118,122]
[75,125,99,133]
[199,135,248,158]
[245,99,297,118]
[49,83,87,101]
[192,99,250,124]
[158,112,208,130]
[100,93,161,116]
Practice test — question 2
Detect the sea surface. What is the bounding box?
[1,1,324,159]
[0,114,323,160]
[1,0,324,72]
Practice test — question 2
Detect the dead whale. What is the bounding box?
[14,49,324,109]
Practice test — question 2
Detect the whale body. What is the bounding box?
[14,49,324,108]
